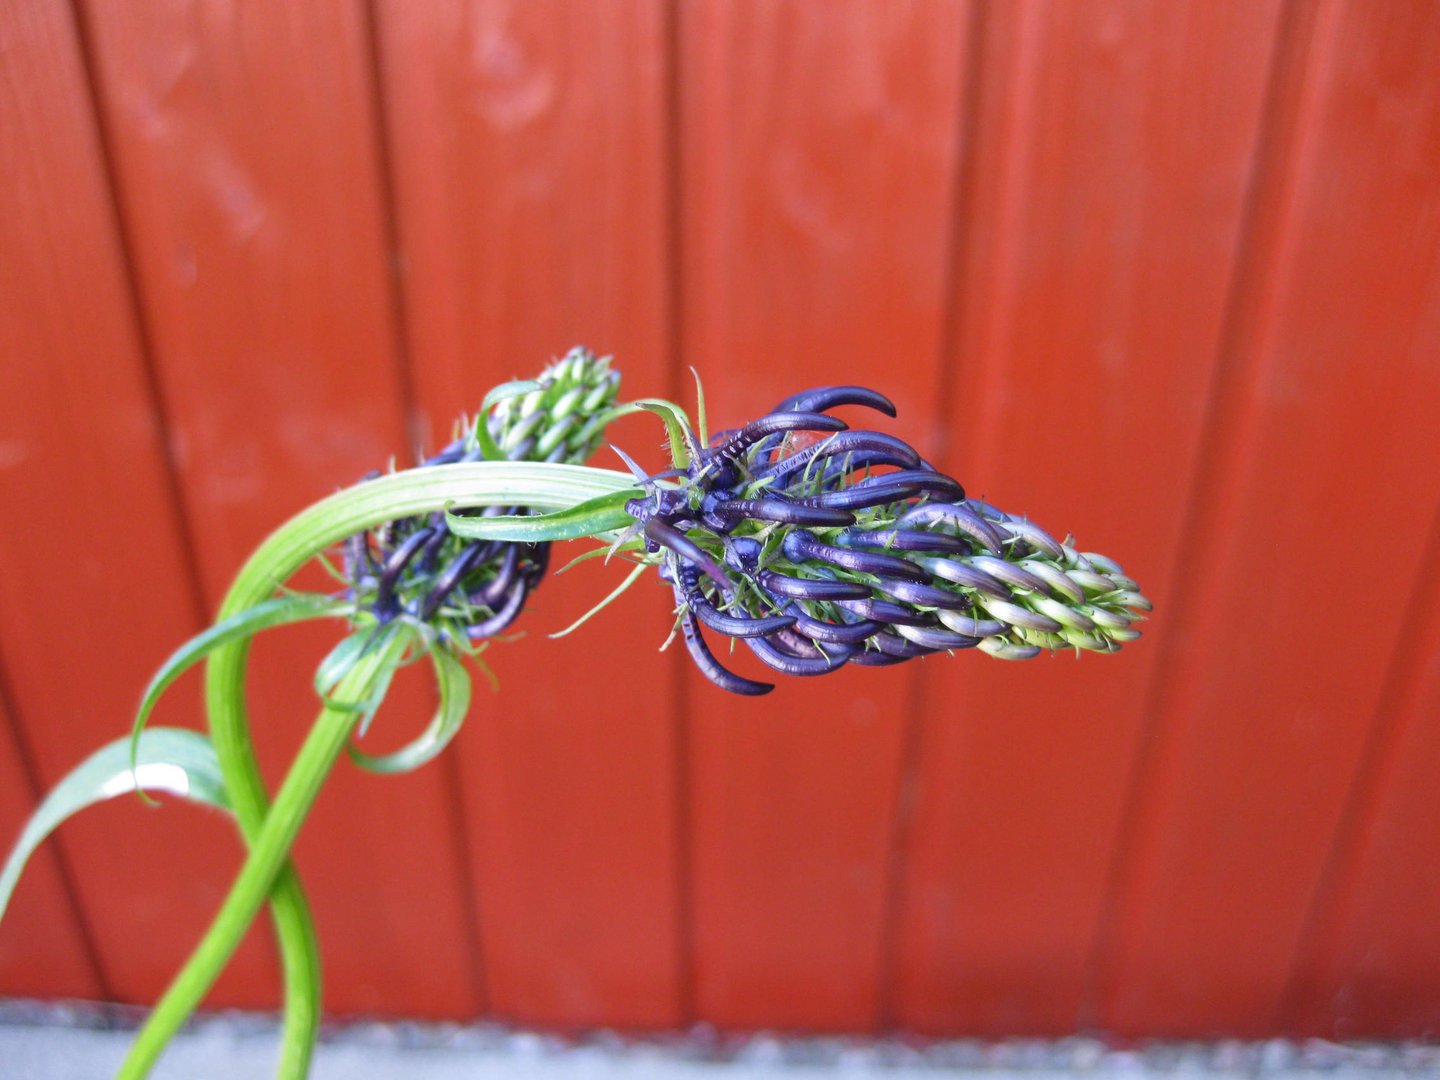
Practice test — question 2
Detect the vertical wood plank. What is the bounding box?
[375,0,683,1028]
[1283,512,1440,1038]
[0,688,102,998]
[679,0,967,1030]
[1095,0,1440,1036]
[892,0,1282,1034]
[0,0,276,1006]
[78,0,480,1016]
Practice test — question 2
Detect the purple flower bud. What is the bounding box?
[615,379,1148,693]
[783,531,929,584]
[836,529,971,555]
[677,605,773,696]
[712,498,856,528]
[745,634,850,677]
[755,431,921,485]
[895,624,981,650]
[758,570,872,602]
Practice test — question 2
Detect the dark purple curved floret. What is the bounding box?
[621,383,998,694]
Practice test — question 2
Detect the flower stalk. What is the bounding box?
[119,626,410,1079]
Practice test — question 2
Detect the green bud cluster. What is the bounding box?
[342,347,622,638]
[479,347,622,464]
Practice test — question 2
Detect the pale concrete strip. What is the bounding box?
[0,1002,1435,1080]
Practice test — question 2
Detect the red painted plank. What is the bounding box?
[0,691,102,999]
[679,0,967,1030]
[1096,0,1440,1036]
[0,0,275,1006]
[374,0,683,1028]
[78,0,479,1016]
[1283,512,1440,1038]
[891,0,1281,1035]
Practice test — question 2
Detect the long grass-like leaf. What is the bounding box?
[129,594,349,787]
[445,488,640,543]
[1,729,229,924]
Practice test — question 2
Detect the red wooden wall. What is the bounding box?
[2,0,1438,1039]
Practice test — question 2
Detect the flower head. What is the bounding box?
[624,386,1151,695]
[342,348,621,640]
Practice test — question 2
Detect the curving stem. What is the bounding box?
[120,630,409,1079]
[123,463,639,1079]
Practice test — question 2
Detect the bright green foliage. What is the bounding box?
[0,729,230,924]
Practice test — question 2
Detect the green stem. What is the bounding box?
[209,665,322,1080]
[119,630,409,1079]
[148,463,632,1078]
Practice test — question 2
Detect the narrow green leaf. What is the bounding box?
[689,366,709,447]
[316,625,414,738]
[130,594,349,785]
[549,560,650,639]
[346,644,472,774]
[445,488,641,543]
[1,729,229,925]
[313,628,371,701]
[631,398,698,469]
[352,635,407,739]
[554,543,646,576]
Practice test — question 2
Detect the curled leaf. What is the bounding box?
[346,644,472,774]
[1,729,229,924]
[129,594,350,794]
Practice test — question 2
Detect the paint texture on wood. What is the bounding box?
[1093,0,1440,1037]
[678,0,967,1031]
[0,0,275,1006]
[76,0,479,1016]
[893,0,1283,1036]
[375,0,683,1029]
[3,0,1440,1040]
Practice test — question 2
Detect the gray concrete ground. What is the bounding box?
[1,1002,1436,1080]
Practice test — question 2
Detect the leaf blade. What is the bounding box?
[1,728,230,924]
[444,488,641,543]
[129,594,350,782]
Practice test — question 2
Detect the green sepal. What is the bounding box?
[631,399,699,469]
[445,488,641,543]
[475,380,543,461]
[129,593,350,793]
[1,728,230,924]
[689,367,709,447]
[548,560,650,639]
[313,629,373,704]
[589,399,699,470]
[316,624,412,738]
[346,644,471,774]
